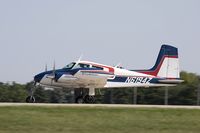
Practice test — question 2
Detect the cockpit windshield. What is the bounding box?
[63,62,76,69]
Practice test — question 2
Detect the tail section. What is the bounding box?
[137,45,180,79]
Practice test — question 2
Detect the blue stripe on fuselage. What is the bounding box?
[34,67,105,82]
[108,76,160,84]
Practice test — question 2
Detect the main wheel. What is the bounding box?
[75,96,84,104]
[84,95,95,103]
[26,96,35,103]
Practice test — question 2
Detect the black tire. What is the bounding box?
[26,96,35,103]
[84,95,95,103]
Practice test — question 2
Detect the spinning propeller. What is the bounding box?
[46,61,58,84]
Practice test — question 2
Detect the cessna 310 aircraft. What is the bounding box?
[26,44,183,103]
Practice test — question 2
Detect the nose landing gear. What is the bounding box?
[26,82,36,103]
[26,96,35,103]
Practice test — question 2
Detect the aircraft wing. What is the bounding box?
[57,70,114,88]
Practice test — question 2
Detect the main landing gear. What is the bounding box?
[25,85,96,104]
[26,83,36,103]
[75,88,95,104]
[75,95,95,104]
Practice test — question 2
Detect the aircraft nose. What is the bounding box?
[34,73,45,83]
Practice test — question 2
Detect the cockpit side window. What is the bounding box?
[116,66,124,69]
[92,65,103,70]
[75,63,90,68]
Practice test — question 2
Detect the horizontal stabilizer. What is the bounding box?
[158,79,184,84]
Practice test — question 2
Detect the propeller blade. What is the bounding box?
[45,64,47,72]
[53,60,55,75]
[51,78,53,85]
[51,60,57,84]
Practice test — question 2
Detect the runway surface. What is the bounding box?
[0,103,200,109]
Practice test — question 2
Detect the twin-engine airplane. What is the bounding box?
[26,45,183,103]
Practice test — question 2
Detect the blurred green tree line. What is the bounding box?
[0,71,200,105]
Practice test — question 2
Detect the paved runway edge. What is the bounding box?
[0,103,200,109]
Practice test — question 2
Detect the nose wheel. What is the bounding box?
[26,82,36,103]
[26,96,35,103]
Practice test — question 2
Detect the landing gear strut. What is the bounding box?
[75,88,95,104]
[26,83,36,103]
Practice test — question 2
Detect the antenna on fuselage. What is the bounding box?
[73,55,83,68]
[77,54,83,62]
[114,62,121,68]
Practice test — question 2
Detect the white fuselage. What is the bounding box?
[38,61,176,89]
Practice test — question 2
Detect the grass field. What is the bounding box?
[0,106,200,133]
